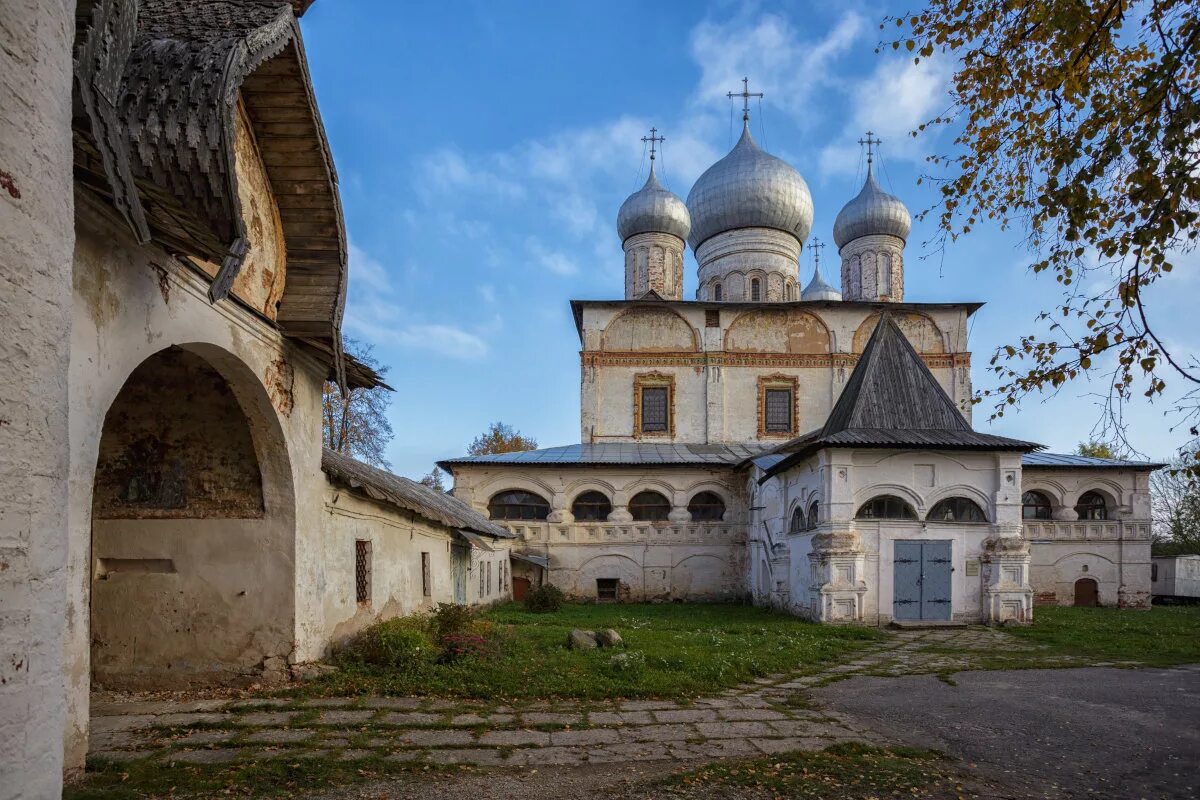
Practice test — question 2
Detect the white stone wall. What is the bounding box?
[1021,467,1153,608]
[839,234,905,302]
[64,201,330,770]
[447,465,747,601]
[319,486,511,653]
[580,301,973,444]
[1152,555,1200,599]
[0,1,75,795]
[623,231,684,300]
[695,228,801,301]
[758,448,1029,625]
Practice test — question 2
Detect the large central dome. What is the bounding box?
[685,122,814,252]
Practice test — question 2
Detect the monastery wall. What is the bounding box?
[320,488,511,653]
[0,2,75,795]
[1021,467,1153,609]
[579,302,974,444]
[449,465,748,601]
[64,200,330,771]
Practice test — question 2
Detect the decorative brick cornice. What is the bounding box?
[582,350,969,370]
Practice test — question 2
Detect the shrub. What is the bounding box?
[338,618,435,673]
[438,632,497,663]
[524,584,565,613]
[431,603,475,638]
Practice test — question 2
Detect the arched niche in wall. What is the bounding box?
[601,306,698,352]
[724,308,831,354]
[851,312,945,354]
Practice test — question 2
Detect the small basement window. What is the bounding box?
[596,578,619,601]
[355,540,372,604]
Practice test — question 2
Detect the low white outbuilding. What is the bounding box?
[1152,555,1200,600]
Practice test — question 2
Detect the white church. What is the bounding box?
[440,100,1159,625]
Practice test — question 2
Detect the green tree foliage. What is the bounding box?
[1152,450,1200,554]
[1077,440,1118,459]
[419,467,447,492]
[322,338,394,468]
[467,421,538,456]
[889,1,1200,475]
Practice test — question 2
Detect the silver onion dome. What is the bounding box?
[801,262,842,301]
[616,164,691,243]
[832,165,911,249]
[685,122,813,251]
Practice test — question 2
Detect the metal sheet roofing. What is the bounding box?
[322,449,513,539]
[439,442,769,470]
[1021,452,1166,470]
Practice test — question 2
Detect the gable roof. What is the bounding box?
[322,449,513,540]
[760,312,1040,479]
[73,0,352,383]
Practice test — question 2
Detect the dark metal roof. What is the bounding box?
[73,0,349,381]
[760,313,1040,479]
[1022,452,1166,470]
[322,449,513,539]
[439,442,768,471]
[569,297,984,342]
[510,552,549,569]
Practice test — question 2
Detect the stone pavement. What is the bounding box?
[87,626,1047,770]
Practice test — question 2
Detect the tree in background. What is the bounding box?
[1077,441,1119,459]
[890,1,1200,475]
[420,467,447,492]
[468,422,538,456]
[1152,448,1200,554]
[323,338,394,468]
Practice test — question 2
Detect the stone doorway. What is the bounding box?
[893,540,953,621]
[89,345,295,690]
[1074,577,1100,607]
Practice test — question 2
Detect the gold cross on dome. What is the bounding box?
[641,127,665,161]
[727,77,764,122]
[858,131,882,165]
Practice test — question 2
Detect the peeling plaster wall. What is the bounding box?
[1021,467,1153,608]
[318,487,512,654]
[448,465,747,601]
[65,201,327,772]
[580,302,973,444]
[0,2,75,796]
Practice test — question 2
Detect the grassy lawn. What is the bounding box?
[660,742,978,799]
[1007,605,1200,667]
[288,602,882,701]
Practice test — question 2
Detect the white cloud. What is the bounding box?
[348,241,392,294]
[527,238,579,276]
[478,283,496,304]
[819,55,953,176]
[689,12,866,128]
[393,323,489,360]
[415,148,525,201]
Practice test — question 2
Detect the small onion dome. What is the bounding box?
[801,263,842,301]
[685,122,813,252]
[832,165,912,249]
[616,164,691,243]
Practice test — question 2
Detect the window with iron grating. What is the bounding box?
[764,388,792,433]
[641,387,668,432]
[355,540,371,604]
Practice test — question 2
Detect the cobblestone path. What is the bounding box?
[89,626,1046,770]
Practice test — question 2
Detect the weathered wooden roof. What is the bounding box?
[73,0,351,382]
[760,312,1040,479]
[322,449,514,539]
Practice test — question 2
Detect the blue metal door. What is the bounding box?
[893,540,952,621]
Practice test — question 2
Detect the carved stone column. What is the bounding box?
[981,535,1034,624]
[808,531,868,623]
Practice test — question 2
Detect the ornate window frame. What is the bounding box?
[757,373,799,438]
[633,371,675,439]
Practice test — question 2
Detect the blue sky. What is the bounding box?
[299,0,1195,478]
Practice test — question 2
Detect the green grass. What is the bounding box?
[65,753,442,800]
[665,742,966,799]
[286,602,882,701]
[1006,605,1200,666]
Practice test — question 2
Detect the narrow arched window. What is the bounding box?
[488,490,551,521]
[714,283,723,301]
[750,278,761,301]
[928,497,987,523]
[807,500,819,529]
[1075,491,1108,520]
[1022,491,1052,520]
[856,495,917,520]
[629,490,671,521]
[789,506,806,533]
[571,490,612,522]
[688,491,725,522]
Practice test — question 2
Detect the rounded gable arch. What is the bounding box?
[925,484,994,518]
[724,308,831,354]
[852,483,926,517]
[474,473,558,500]
[601,306,698,352]
[852,311,945,354]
